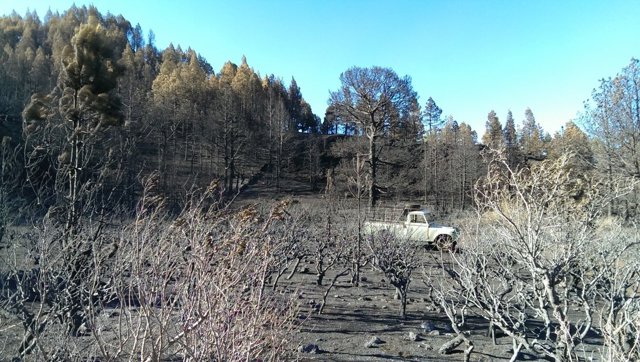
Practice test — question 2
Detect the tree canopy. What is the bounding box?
[0,5,637,215]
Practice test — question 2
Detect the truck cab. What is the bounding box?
[407,211,428,225]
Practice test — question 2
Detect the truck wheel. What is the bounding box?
[435,235,455,252]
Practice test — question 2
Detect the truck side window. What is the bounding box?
[410,215,426,224]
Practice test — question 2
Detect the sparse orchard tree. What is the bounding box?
[594,221,640,361]
[347,152,369,286]
[367,230,420,319]
[267,202,309,291]
[307,203,350,287]
[295,201,354,314]
[330,138,371,286]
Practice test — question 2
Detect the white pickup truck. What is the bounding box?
[364,209,459,251]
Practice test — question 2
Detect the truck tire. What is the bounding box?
[434,234,456,252]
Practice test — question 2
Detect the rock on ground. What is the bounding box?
[298,343,321,354]
[365,336,384,348]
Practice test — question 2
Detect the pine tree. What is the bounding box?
[23,15,124,230]
[520,108,545,161]
[287,77,303,132]
[423,97,443,133]
[330,66,418,207]
[215,60,243,193]
[231,56,266,186]
[421,97,443,205]
[549,121,594,173]
[582,59,640,216]
[118,42,153,206]
[442,118,460,209]
[482,110,503,149]
[262,74,291,188]
[22,14,125,336]
[503,110,519,168]
[457,123,479,209]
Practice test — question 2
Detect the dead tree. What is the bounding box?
[307,204,350,287]
[367,230,420,319]
[429,152,639,361]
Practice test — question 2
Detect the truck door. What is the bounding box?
[408,213,428,240]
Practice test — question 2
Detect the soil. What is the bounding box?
[278,259,519,362]
[236,174,528,361]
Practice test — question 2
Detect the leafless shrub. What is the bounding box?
[307,203,351,287]
[104,182,299,361]
[428,152,639,361]
[594,221,640,361]
[0,213,117,358]
[288,200,362,314]
[367,230,420,319]
[266,203,309,291]
[0,178,301,361]
[0,136,21,246]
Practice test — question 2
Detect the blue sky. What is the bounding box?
[2,0,640,136]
